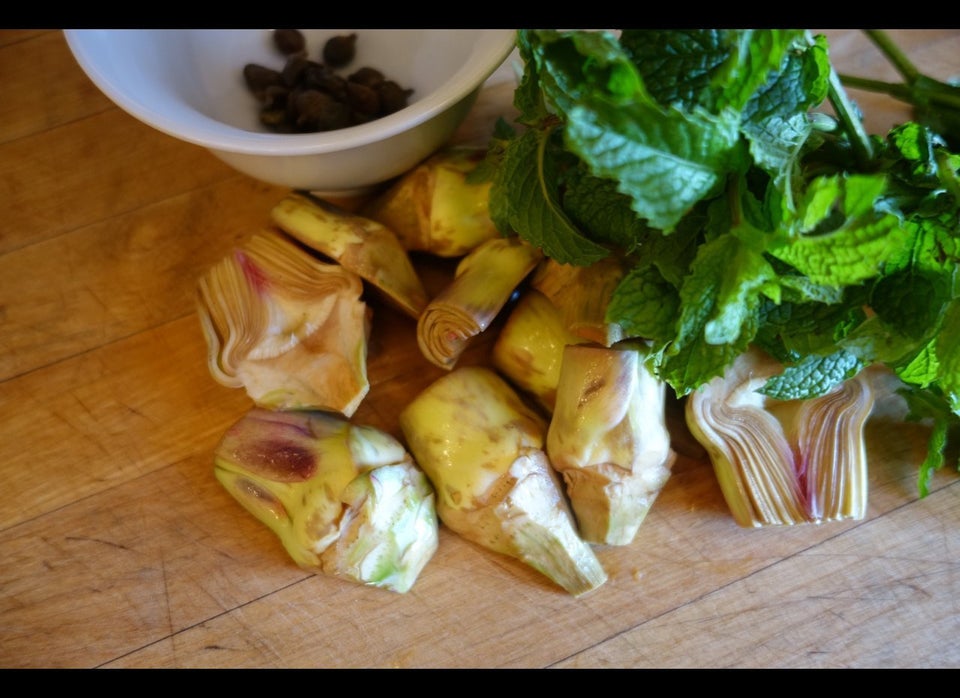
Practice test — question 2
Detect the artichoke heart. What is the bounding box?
[270,192,429,320]
[399,366,607,597]
[492,288,585,413]
[197,230,371,416]
[417,236,543,370]
[685,346,875,527]
[530,257,628,347]
[546,343,676,546]
[361,146,500,257]
[214,408,439,593]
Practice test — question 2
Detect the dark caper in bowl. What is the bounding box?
[243,30,415,134]
[322,33,357,68]
[273,28,306,56]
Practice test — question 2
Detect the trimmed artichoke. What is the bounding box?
[399,365,607,597]
[417,236,543,370]
[214,408,439,593]
[529,257,627,347]
[685,346,876,527]
[197,230,371,416]
[270,192,429,320]
[492,288,583,413]
[360,146,500,257]
[546,343,676,546]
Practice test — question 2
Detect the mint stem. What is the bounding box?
[827,66,874,165]
[863,29,920,84]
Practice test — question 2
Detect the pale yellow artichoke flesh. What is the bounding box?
[685,346,875,527]
[270,192,429,320]
[197,230,371,416]
[492,288,584,412]
[417,236,543,370]
[530,257,627,347]
[547,343,676,545]
[214,408,439,594]
[360,146,500,257]
[399,365,607,597]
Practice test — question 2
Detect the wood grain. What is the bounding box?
[1,29,958,669]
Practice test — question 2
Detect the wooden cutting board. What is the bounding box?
[1,29,958,669]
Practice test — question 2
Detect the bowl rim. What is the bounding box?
[63,28,517,156]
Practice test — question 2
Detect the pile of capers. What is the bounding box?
[242,29,415,134]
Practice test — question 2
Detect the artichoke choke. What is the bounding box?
[197,230,371,416]
[685,346,876,527]
[270,192,429,320]
[399,366,607,597]
[417,236,543,370]
[214,408,439,593]
[547,343,676,545]
[361,146,500,257]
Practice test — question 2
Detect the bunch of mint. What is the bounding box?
[478,29,960,496]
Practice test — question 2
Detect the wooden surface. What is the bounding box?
[2,29,959,670]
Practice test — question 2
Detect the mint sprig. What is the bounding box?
[483,29,960,496]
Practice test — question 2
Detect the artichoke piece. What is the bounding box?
[491,288,583,413]
[417,236,543,370]
[685,346,876,527]
[361,146,500,257]
[214,408,439,593]
[546,343,676,545]
[270,192,429,320]
[197,230,371,416]
[399,365,607,597]
[530,257,627,346]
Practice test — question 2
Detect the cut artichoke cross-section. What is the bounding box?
[197,230,371,416]
[417,236,543,371]
[685,346,875,527]
[214,408,439,594]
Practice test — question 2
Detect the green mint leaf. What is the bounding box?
[741,33,831,195]
[709,30,809,112]
[619,30,730,109]
[896,340,939,388]
[490,127,610,264]
[563,102,746,231]
[897,384,957,497]
[561,164,655,251]
[771,173,912,286]
[605,264,679,342]
[758,349,862,401]
[934,299,960,415]
[659,233,763,394]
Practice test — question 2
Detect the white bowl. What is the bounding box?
[64,29,517,195]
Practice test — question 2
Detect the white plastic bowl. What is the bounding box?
[64,29,518,194]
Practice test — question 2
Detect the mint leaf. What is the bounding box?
[563,102,746,231]
[490,127,609,264]
[759,350,862,400]
[771,173,912,286]
[605,265,679,342]
[934,299,960,414]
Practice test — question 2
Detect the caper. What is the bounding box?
[243,63,282,100]
[323,33,357,68]
[292,89,350,132]
[377,80,414,114]
[348,66,384,88]
[281,54,309,88]
[241,30,415,134]
[345,81,380,119]
[273,29,306,56]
